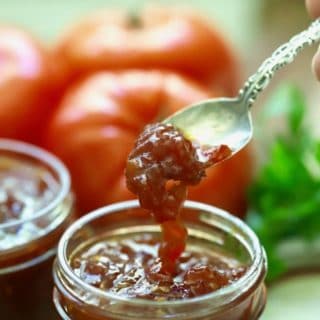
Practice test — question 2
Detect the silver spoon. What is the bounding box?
[164,19,320,155]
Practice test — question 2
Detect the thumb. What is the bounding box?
[306,0,320,19]
[306,1,320,80]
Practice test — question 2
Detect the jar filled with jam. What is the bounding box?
[53,200,267,320]
[0,139,73,320]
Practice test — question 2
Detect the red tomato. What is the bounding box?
[55,7,238,95]
[45,70,252,216]
[0,26,65,143]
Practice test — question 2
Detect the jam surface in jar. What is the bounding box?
[70,233,246,301]
[125,123,231,273]
[0,156,58,223]
[0,155,59,250]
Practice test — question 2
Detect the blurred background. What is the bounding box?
[1,0,320,319]
[1,0,319,137]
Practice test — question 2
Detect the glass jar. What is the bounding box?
[53,200,267,320]
[0,139,73,320]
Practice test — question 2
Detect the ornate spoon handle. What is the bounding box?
[239,18,320,107]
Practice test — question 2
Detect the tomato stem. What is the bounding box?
[127,10,142,28]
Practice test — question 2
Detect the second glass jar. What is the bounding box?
[0,139,74,320]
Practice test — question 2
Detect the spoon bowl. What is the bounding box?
[163,18,320,155]
[164,97,252,155]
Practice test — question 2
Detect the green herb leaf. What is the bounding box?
[246,84,320,282]
[285,85,305,135]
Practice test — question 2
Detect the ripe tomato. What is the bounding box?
[55,7,238,95]
[45,70,252,216]
[0,26,65,143]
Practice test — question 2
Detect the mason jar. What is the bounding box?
[0,139,73,320]
[53,200,267,320]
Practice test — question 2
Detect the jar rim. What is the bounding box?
[0,138,71,229]
[57,200,265,308]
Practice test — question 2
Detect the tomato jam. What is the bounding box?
[70,233,246,301]
[0,156,57,221]
[0,139,73,320]
[53,201,267,320]
[126,123,231,273]
[0,155,58,243]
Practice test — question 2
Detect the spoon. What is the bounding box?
[164,19,320,155]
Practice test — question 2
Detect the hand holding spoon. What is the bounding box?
[164,19,320,155]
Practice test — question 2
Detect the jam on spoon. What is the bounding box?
[125,123,231,274]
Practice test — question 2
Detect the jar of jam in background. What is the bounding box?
[53,200,267,320]
[0,139,73,320]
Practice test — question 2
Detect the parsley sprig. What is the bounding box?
[246,84,320,281]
